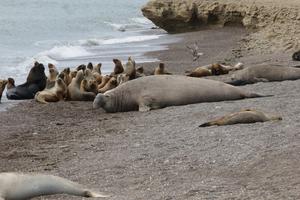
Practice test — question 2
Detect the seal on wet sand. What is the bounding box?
[199,109,282,127]
[0,172,109,200]
[93,75,270,113]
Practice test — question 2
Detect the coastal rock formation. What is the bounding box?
[142,0,300,52]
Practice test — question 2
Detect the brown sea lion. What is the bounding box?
[154,63,172,75]
[87,62,93,70]
[46,63,59,89]
[186,67,212,77]
[76,64,86,72]
[0,172,109,200]
[0,79,8,103]
[112,59,124,75]
[35,78,67,104]
[58,67,72,86]
[227,65,300,86]
[136,66,146,78]
[6,62,47,100]
[97,75,111,90]
[67,70,96,101]
[98,77,117,93]
[199,109,282,127]
[124,57,136,80]
[70,70,78,79]
[210,63,229,75]
[93,75,270,113]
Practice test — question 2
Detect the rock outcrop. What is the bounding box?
[142,0,300,52]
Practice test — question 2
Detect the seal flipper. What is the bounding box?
[84,191,110,198]
[138,103,151,112]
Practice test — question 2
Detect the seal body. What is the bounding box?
[228,65,300,85]
[199,109,282,127]
[93,75,268,113]
[0,172,109,200]
[6,62,47,100]
[154,63,172,75]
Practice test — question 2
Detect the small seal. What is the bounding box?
[292,50,300,61]
[186,67,212,77]
[0,79,8,103]
[154,63,172,75]
[199,109,282,127]
[0,172,109,200]
[112,59,124,75]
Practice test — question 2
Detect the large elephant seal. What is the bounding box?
[154,63,172,75]
[199,109,282,127]
[0,172,109,200]
[93,75,270,113]
[227,65,300,85]
[67,70,96,101]
[6,62,47,100]
[0,79,8,103]
[35,78,67,104]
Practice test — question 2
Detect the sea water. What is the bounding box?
[0,0,170,84]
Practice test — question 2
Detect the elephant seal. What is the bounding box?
[93,75,270,113]
[0,79,8,103]
[199,109,282,127]
[154,63,172,75]
[67,70,96,101]
[83,69,98,94]
[35,78,67,104]
[112,59,124,75]
[98,77,117,93]
[292,50,300,61]
[227,65,300,86]
[6,62,47,100]
[0,172,109,200]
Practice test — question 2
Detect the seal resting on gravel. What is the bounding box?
[67,70,96,101]
[0,79,8,103]
[227,65,300,85]
[6,62,47,100]
[93,75,270,113]
[199,109,282,127]
[35,78,67,104]
[0,172,109,200]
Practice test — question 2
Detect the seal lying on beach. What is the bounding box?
[199,109,282,127]
[0,172,109,200]
[0,79,8,103]
[227,65,300,86]
[67,70,95,101]
[35,78,67,104]
[93,75,269,113]
[6,62,47,100]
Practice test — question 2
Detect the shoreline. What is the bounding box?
[1,26,300,199]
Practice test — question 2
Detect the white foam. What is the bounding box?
[45,45,92,60]
[130,17,153,25]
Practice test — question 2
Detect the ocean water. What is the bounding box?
[0,0,170,84]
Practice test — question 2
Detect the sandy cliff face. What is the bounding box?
[142,0,300,53]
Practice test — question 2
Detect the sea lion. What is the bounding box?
[227,65,300,86]
[116,74,130,85]
[70,70,78,79]
[199,109,282,127]
[59,67,72,86]
[186,67,212,77]
[136,66,146,78]
[6,62,47,100]
[154,63,172,75]
[83,69,98,94]
[93,75,270,113]
[92,63,102,84]
[77,64,86,72]
[97,75,111,90]
[210,63,229,75]
[87,62,94,70]
[67,70,96,101]
[0,172,109,200]
[124,57,136,80]
[0,79,8,103]
[98,77,117,93]
[112,59,124,75]
[35,78,67,104]
[46,63,59,89]
[292,50,300,61]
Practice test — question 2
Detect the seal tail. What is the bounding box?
[85,191,110,198]
[199,122,212,127]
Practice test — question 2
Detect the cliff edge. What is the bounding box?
[142,0,300,53]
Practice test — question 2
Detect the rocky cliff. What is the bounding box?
[142,0,300,52]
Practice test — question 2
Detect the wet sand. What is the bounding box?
[1,27,300,200]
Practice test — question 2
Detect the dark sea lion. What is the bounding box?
[292,50,300,61]
[97,75,111,90]
[35,78,67,104]
[6,62,47,100]
[199,109,282,127]
[154,63,172,75]
[0,172,109,200]
[93,75,270,113]
[67,70,96,101]
[227,65,300,86]
[87,62,94,70]
[0,79,8,103]
[112,59,124,75]
[210,63,229,75]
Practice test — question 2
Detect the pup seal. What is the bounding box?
[93,75,269,113]
[0,79,8,103]
[35,78,67,104]
[67,70,96,101]
[227,65,300,86]
[0,172,109,200]
[6,62,47,100]
[154,63,172,75]
[199,109,282,127]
